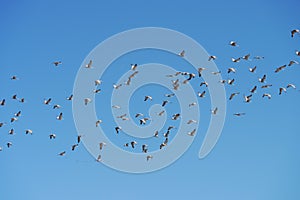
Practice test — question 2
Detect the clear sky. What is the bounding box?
[1,0,300,199]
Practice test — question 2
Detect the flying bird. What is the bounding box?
[287,84,296,89]
[229,41,238,47]
[244,94,252,103]
[249,66,257,73]
[179,50,185,57]
[198,91,206,98]
[250,86,257,93]
[58,151,66,156]
[146,155,153,161]
[131,64,138,70]
[262,93,272,99]
[115,126,122,134]
[56,112,63,120]
[229,92,239,100]
[187,129,196,136]
[291,29,300,37]
[53,61,62,67]
[84,98,92,105]
[95,79,102,86]
[172,113,180,120]
[85,60,93,68]
[208,55,217,61]
[99,142,106,150]
[49,134,56,139]
[53,104,61,109]
[43,98,52,105]
[258,74,267,83]
[211,107,218,115]
[144,95,152,101]
[130,141,137,148]
[71,144,79,151]
[66,94,73,101]
[25,129,33,135]
[233,113,246,117]
[279,87,287,95]
[227,67,236,73]
[96,120,102,127]
[7,142,12,148]
[0,99,5,106]
[288,60,299,66]
[275,65,286,73]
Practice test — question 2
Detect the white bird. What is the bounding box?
[262,93,272,99]
[200,81,208,87]
[49,134,56,139]
[211,71,221,75]
[11,117,18,123]
[146,155,153,161]
[115,126,122,134]
[229,41,238,47]
[131,64,138,70]
[95,79,102,86]
[53,104,61,109]
[187,119,197,124]
[258,74,267,83]
[227,67,236,73]
[249,66,257,73]
[144,95,152,101]
[96,155,102,162]
[229,92,239,100]
[197,67,206,77]
[99,142,106,150]
[96,120,103,127]
[288,60,299,66]
[189,102,197,107]
[228,79,235,85]
[135,113,144,118]
[187,129,196,136]
[208,55,217,61]
[130,141,137,148]
[211,107,218,115]
[84,98,92,105]
[66,94,73,101]
[231,57,241,63]
[140,118,150,125]
[14,111,21,117]
[53,61,62,67]
[172,113,180,120]
[296,50,300,56]
[44,98,52,105]
[179,50,185,57]
[85,60,93,68]
[154,131,159,138]
[198,91,206,98]
[25,129,33,135]
[9,129,14,135]
[0,147,2,151]
[56,112,63,120]
[244,94,252,103]
[242,54,251,60]
[93,89,101,94]
[113,83,122,89]
[261,84,272,89]
[287,84,296,89]
[279,87,287,95]
[112,105,121,109]
[19,98,25,103]
[291,29,300,37]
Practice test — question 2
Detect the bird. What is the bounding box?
[93,89,101,93]
[15,111,21,117]
[229,41,238,47]
[172,113,180,120]
[0,147,2,151]
[12,94,17,100]
[115,126,122,134]
[167,126,175,131]
[99,142,106,150]
[130,141,137,148]
[258,74,267,83]
[211,107,218,115]
[117,114,127,119]
[165,93,175,98]
[179,50,185,57]
[84,98,92,105]
[227,67,236,73]
[71,144,79,151]
[158,110,165,116]
[85,60,93,68]
[296,50,300,56]
[0,122,5,127]
[160,143,167,149]
[164,130,170,137]
[142,144,148,153]
[10,117,18,123]
[95,79,102,86]
[208,55,217,61]
[250,86,257,93]
[53,61,62,66]
[162,100,170,107]
[262,93,272,99]
[53,104,61,109]
[244,94,252,103]
[7,142,12,148]
[56,112,63,120]
[10,75,18,80]
[66,94,73,101]
[25,129,33,135]
[249,66,257,73]
[77,135,82,143]
[229,92,239,100]
[135,113,144,118]
[144,95,152,101]
[198,91,206,98]
[187,129,196,136]
[129,71,139,79]
[287,84,296,89]
[231,57,241,63]
[200,81,208,87]
[261,84,272,89]
[9,129,14,135]
[112,105,121,109]
[211,71,221,75]
[0,99,5,106]
[96,155,102,162]
[197,67,206,77]
[49,134,56,139]
[140,118,150,125]
[187,119,197,124]
[242,54,251,60]
[43,98,52,105]
[19,98,25,103]
[186,73,196,80]
[58,151,66,156]
[146,155,153,161]
[291,29,300,37]
[279,87,287,95]
[275,65,286,73]
[96,120,102,127]
[233,113,246,117]
[154,131,159,138]
[288,60,299,66]
[228,79,235,85]
[253,56,264,60]
[113,83,122,89]
[189,102,197,107]
[131,64,138,70]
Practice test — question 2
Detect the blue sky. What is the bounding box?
[1,0,300,199]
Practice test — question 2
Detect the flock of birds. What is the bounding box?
[0,29,299,162]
